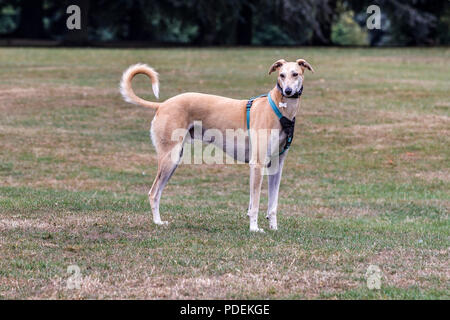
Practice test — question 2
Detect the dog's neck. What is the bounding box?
[270,87,300,120]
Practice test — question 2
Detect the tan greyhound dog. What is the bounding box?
[120,59,314,232]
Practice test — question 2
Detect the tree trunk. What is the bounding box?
[192,2,217,45]
[311,0,337,46]
[128,0,147,40]
[14,0,46,38]
[236,1,253,45]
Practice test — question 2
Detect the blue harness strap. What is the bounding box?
[267,93,283,119]
[246,92,295,155]
[246,93,267,131]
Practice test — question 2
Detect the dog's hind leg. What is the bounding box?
[149,142,184,225]
[266,152,287,230]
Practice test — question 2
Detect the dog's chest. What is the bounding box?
[221,130,288,163]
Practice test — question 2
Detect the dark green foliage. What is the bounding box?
[0,1,448,45]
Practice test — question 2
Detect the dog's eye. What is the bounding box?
[280,74,285,78]
[292,72,298,77]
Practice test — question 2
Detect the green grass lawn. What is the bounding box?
[0,47,448,299]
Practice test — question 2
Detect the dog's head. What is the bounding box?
[268,59,314,97]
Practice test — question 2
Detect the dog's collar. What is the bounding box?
[277,82,303,99]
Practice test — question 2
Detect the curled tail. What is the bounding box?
[120,63,161,109]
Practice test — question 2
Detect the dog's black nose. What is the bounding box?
[284,87,292,95]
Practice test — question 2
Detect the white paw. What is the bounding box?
[154,220,169,226]
[267,215,277,230]
[250,227,265,233]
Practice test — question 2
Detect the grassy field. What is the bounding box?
[0,47,448,299]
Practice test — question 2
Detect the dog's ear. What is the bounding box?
[296,59,314,73]
[268,59,286,75]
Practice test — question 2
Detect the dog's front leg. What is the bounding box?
[248,163,264,232]
[266,152,287,230]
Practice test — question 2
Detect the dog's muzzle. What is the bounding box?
[277,82,303,98]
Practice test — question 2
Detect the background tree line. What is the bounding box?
[0,0,448,46]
